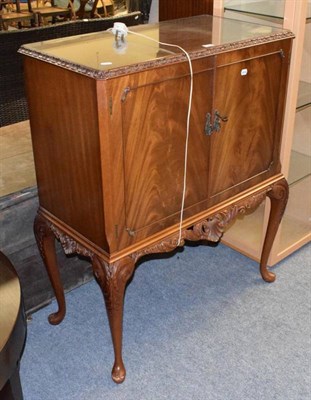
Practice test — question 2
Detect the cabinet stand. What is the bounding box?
[34,178,288,383]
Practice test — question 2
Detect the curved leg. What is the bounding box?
[92,255,136,384]
[260,179,289,282]
[34,213,66,325]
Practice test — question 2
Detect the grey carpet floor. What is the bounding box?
[20,242,311,400]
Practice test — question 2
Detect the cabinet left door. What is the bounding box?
[120,60,214,241]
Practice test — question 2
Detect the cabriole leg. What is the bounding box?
[260,179,289,282]
[34,213,66,325]
[92,255,136,384]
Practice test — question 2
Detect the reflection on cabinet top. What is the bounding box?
[19,15,294,79]
[224,0,311,21]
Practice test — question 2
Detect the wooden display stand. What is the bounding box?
[20,16,293,383]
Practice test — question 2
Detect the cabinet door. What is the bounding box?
[121,65,213,239]
[209,44,290,204]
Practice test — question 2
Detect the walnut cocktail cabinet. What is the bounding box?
[19,15,293,383]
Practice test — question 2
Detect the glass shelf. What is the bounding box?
[224,1,285,20]
[297,81,311,111]
[222,202,265,261]
[220,0,311,266]
[222,174,311,265]
[288,151,311,186]
[224,0,311,21]
[279,175,311,253]
[288,106,311,186]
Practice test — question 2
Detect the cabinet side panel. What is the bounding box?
[24,58,107,249]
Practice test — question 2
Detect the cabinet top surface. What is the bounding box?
[19,15,293,79]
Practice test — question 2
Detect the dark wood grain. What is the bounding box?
[34,214,66,325]
[159,0,213,21]
[121,65,213,238]
[209,40,291,205]
[260,179,289,282]
[24,58,107,251]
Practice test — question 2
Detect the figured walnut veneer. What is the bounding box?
[159,0,214,22]
[21,18,293,383]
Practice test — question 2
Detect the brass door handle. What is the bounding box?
[204,112,213,136]
[204,110,228,136]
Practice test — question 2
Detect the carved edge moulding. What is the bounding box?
[33,177,288,383]
[18,30,294,80]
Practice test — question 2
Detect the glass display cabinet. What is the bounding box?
[214,0,311,265]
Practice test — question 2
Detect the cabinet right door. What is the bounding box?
[208,40,292,205]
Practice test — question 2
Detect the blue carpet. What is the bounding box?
[20,242,311,400]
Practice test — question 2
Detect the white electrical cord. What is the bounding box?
[108,23,194,246]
